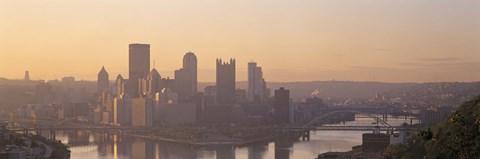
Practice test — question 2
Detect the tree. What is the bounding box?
[384,144,407,159]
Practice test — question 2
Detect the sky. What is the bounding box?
[1,0,479,82]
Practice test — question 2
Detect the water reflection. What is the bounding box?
[47,115,417,159]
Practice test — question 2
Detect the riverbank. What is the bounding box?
[0,131,70,158]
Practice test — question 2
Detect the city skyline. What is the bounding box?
[2,1,480,159]
[1,0,480,82]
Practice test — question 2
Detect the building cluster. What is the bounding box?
[17,77,90,122]
[91,43,293,127]
[317,127,406,159]
[14,43,297,127]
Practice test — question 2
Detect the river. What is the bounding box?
[44,115,419,159]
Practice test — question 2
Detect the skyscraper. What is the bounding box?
[274,87,291,123]
[216,58,236,105]
[248,62,267,103]
[174,52,197,102]
[115,74,125,98]
[97,66,109,94]
[128,43,150,98]
[146,68,162,96]
[183,52,198,97]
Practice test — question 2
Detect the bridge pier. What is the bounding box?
[50,130,56,140]
[301,131,310,141]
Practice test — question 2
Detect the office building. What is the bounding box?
[362,131,390,152]
[114,74,125,98]
[216,58,236,105]
[248,62,267,103]
[157,88,178,105]
[153,88,178,125]
[128,43,150,98]
[275,87,291,123]
[161,77,175,91]
[97,66,109,94]
[183,52,197,95]
[421,107,452,126]
[114,95,132,126]
[174,52,197,102]
[145,68,162,97]
[131,97,153,127]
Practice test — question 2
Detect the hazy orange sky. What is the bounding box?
[1,0,479,82]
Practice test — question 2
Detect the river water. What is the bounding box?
[47,115,418,159]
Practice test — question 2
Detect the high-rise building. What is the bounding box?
[113,95,132,126]
[174,68,187,99]
[248,62,267,103]
[97,66,109,94]
[131,97,153,127]
[183,52,197,94]
[114,74,125,98]
[174,52,197,102]
[24,71,30,81]
[128,43,150,98]
[216,58,236,105]
[274,87,291,123]
[145,68,162,97]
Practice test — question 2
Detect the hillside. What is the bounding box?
[199,81,414,100]
[386,95,480,159]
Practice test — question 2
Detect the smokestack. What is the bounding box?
[24,71,30,81]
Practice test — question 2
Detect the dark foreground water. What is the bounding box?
[47,115,418,159]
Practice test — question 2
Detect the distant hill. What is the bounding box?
[199,81,415,100]
[382,82,480,107]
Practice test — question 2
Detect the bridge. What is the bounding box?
[7,124,154,141]
[8,126,153,132]
[6,108,415,142]
[283,109,414,140]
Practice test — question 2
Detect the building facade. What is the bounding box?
[274,87,291,123]
[216,58,236,105]
[131,98,153,127]
[97,66,109,94]
[174,52,197,102]
[128,43,150,98]
[248,62,267,103]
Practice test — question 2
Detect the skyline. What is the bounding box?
[1,0,480,82]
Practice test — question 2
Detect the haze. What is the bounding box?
[1,0,479,82]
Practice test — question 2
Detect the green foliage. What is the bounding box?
[14,138,25,146]
[396,96,480,159]
[417,128,433,141]
[384,144,407,159]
